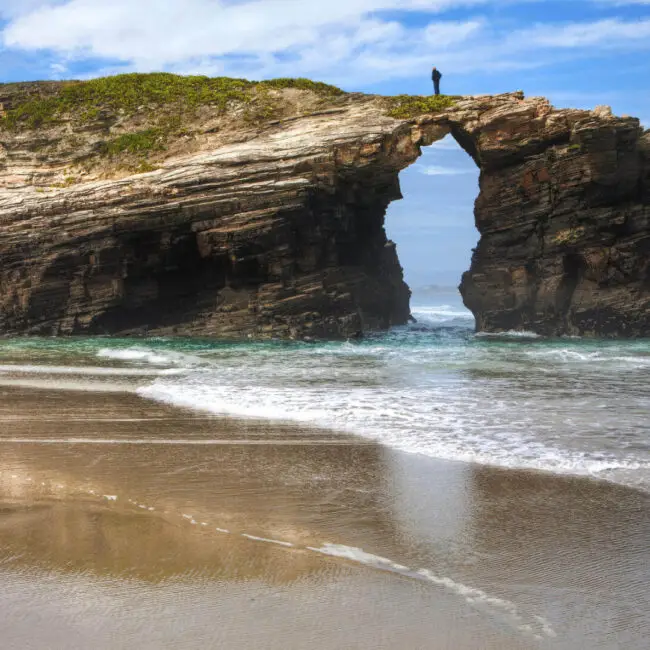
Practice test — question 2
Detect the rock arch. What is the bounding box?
[382,92,650,338]
[0,89,648,338]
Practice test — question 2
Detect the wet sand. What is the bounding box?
[1,386,649,649]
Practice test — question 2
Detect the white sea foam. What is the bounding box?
[242,534,294,547]
[412,305,474,324]
[307,543,555,639]
[0,363,181,376]
[475,330,542,340]
[97,347,205,368]
[138,383,329,424]
[97,348,174,365]
[307,543,409,571]
[528,348,600,362]
[525,348,650,367]
[0,378,135,393]
[0,437,355,445]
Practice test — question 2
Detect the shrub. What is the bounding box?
[100,129,165,156]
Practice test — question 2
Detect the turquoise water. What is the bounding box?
[0,298,649,491]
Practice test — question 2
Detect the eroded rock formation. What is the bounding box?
[459,99,650,337]
[0,80,648,339]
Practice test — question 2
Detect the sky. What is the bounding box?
[1,0,649,288]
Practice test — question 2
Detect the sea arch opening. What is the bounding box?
[385,134,480,328]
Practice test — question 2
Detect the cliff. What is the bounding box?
[0,74,647,339]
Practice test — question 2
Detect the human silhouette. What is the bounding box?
[432,67,442,95]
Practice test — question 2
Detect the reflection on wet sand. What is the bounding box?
[0,389,400,582]
[0,500,332,584]
[465,466,650,649]
[1,387,649,649]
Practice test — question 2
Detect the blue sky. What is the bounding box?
[1,0,649,288]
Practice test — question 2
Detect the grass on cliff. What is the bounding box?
[1,73,459,132]
[1,74,460,177]
[0,73,346,130]
[100,128,167,156]
[386,94,458,118]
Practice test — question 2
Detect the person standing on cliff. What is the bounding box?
[432,67,442,95]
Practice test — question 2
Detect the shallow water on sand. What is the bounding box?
[1,388,649,649]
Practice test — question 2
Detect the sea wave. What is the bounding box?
[2,306,645,492]
[412,304,474,326]
[524,348,650,367]
[138,374,650,490]
[97,347,204,367]
[0,363,182,377]
[413,304,474,318]
[475,330,542,340]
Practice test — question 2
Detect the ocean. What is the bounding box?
[1,293,648,493]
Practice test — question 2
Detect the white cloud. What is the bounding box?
[1,1,486,73]
[418,164,474,175]
[1,0,494,83]
[424,19,484,46]
[515,18,650,48]
[49,62,67,77]
[1,1,650,85]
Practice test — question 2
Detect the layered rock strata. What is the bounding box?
[0,83,648,338]
[460,101,650,337]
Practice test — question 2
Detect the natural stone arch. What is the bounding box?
[0,86,647,339]
[394,95,649,337]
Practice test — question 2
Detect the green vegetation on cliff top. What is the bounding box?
[0,73,346,130]
[0,72,457,130]
[0,73,458,176]
[385,94,458,118]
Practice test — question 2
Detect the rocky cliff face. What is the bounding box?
[459,100,650,337]
[0,77,647,339]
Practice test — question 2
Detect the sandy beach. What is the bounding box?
[0,385,648,649]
